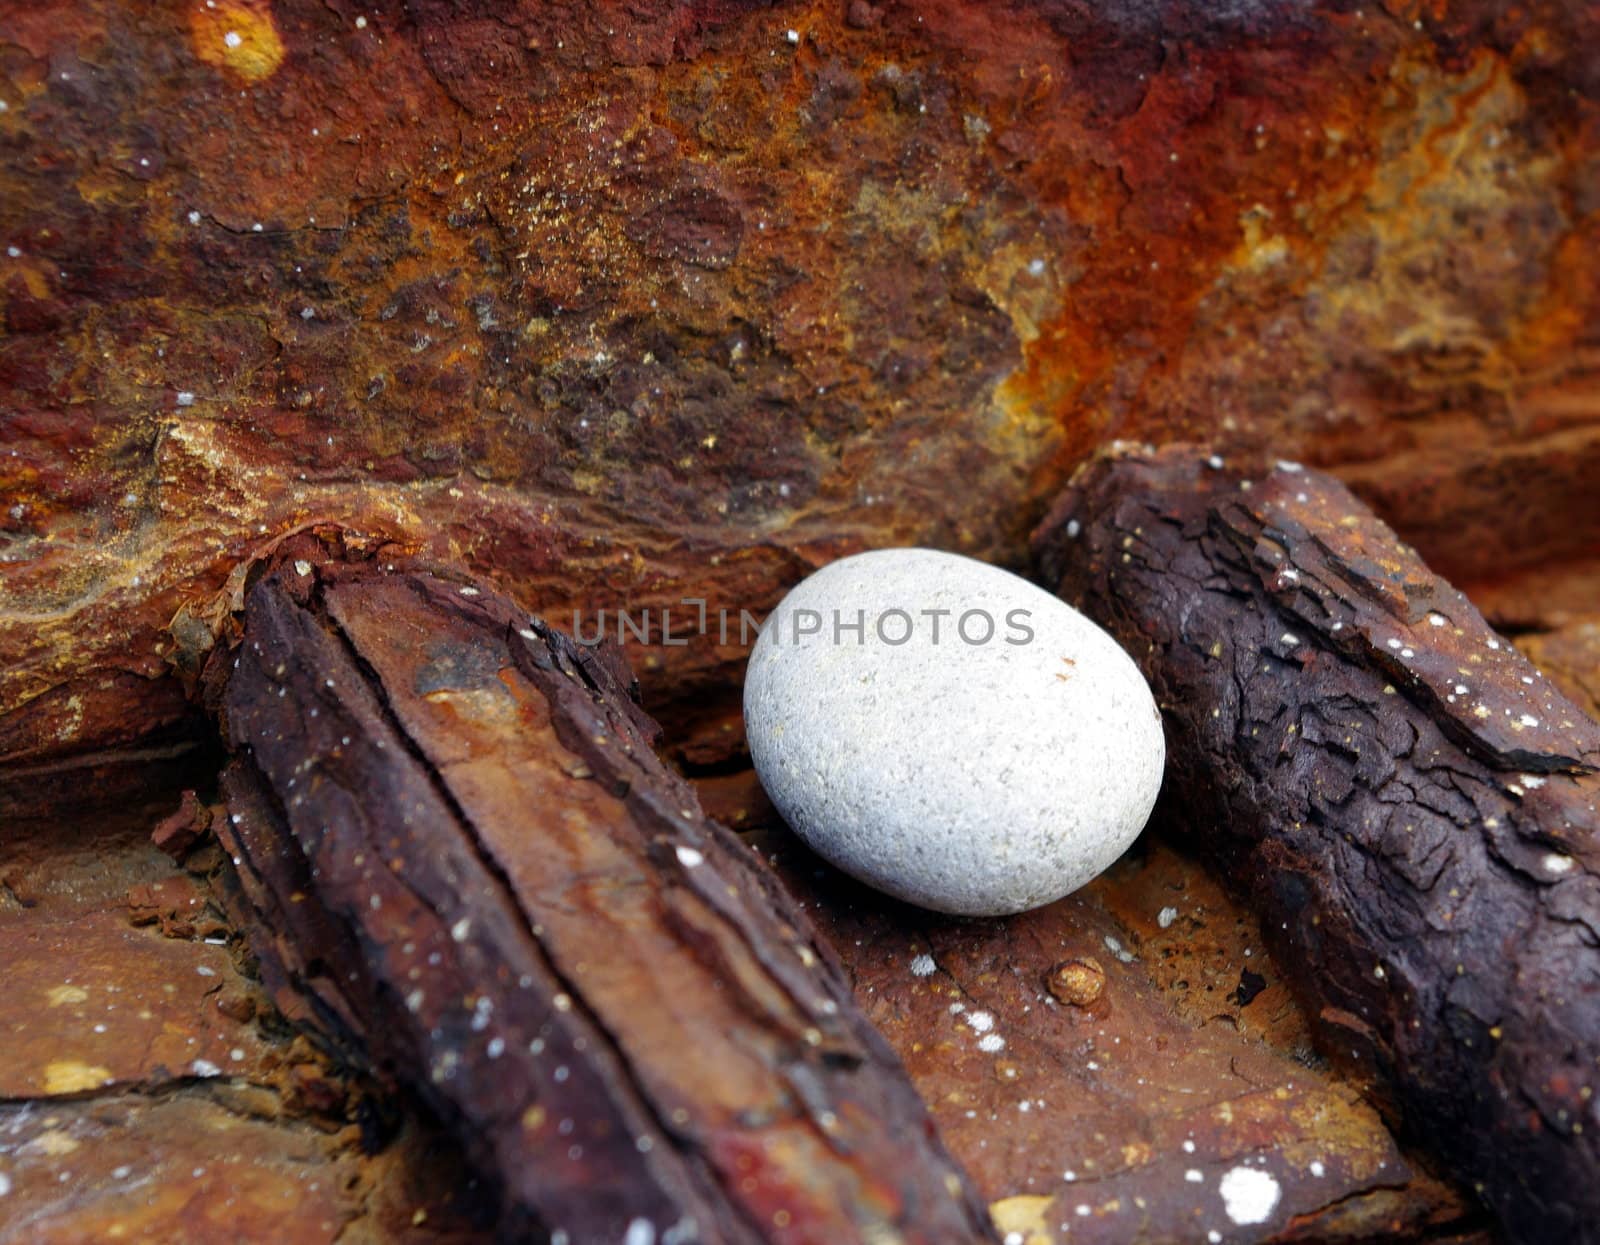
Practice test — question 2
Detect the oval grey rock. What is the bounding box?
[743,548,1165,916]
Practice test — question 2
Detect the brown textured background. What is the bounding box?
[1,6,1597,1239]
[3,0,1598,770]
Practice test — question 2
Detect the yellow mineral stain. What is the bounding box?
[990,1194,1056,1244]
[42,1060,113,1095]
[45,984,89,1007]
[27,1129,82,1157]
[190,1,285,84]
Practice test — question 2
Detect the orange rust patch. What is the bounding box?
[188,0,284,83]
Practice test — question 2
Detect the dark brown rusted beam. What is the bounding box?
[213,541,995,1245]
[1033,446,1600,1244]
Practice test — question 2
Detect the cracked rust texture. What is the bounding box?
[1034,446,1600,1243]
[216,545,996,1243]
[2,0,1599,771]
[753,827,1487,1245]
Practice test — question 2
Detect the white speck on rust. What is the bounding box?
[965,1010,995,1033]
[1158,905,1178,928]
[674,845,704,868]
[294,560,312,576]
[909,953,937,977]
[978,1033,1005,1053]
[1310,1160,1326,1177]
[1520,774,1545,789]
[1185,1169,1204,1183]
[1520,714,1540,727]
[1545,854,1576,876]
[1219,1165,1281,1225]
[451,918,472,942]
[190,1059,222,1078]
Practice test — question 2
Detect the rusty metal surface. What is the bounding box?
[1519,621,1600,722]
[217,543,997,1243]
[2,0,1598,773]
[1034,446,1600,1243]
[0,758,504,1243]
[751,825,1486,1245]
[0,1094,363,1245]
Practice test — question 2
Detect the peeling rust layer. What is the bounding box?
[1034,446,1600,1243]
[215,543,995,1244]
[3,0,1598,770]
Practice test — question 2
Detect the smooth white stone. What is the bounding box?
[744,548,1165,916]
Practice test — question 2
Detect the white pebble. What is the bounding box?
[744,549,1164,915]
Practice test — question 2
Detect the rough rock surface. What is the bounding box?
[3,0,1599,772]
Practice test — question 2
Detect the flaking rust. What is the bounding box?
[215,539,996,1244]
[1035,445,1600,1244]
